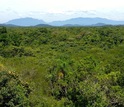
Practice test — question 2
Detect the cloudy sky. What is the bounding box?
[0,0,124,23]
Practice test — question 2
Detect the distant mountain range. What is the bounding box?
[1,17,124,27]
[5,17,46,26]
[49,17,124,26]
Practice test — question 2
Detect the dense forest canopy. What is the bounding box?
[0,26,124,107]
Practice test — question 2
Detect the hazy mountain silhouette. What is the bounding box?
[49,17,124,26]
[6,17,46,26]
[4,17,124,26]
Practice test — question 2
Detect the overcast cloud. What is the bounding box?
[0,0,124,23]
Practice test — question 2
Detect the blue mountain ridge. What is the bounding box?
[4,17,124,26]
[49,17,124,26]
[5,17,46,26]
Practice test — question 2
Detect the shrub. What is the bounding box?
[0,69,31,107]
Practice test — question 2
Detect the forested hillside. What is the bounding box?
[0,26,124,107]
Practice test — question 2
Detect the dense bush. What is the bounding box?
[0,26,124,106]
[0,65,31,107]
[0,26,7,34]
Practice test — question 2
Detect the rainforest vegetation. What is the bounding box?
[0,26,124,107]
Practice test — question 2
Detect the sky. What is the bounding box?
[0,0,124,23]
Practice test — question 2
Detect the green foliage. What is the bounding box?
[0,26,124,106]
[0,26,7,34]
[0,70,31,107]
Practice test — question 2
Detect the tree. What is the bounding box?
[0,26,7,34]
[0,69,31,107]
